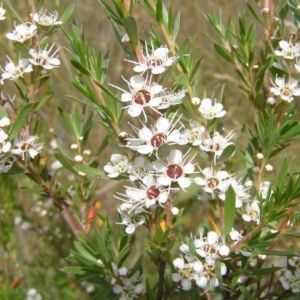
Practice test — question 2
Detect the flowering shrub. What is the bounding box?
[2,0,300,299]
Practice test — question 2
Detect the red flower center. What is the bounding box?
[166,164,183,180]
[146,185,160,200]
[151,133,167,148]
[133,89,151,105]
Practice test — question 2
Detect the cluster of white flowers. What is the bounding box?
[172,230,229,290]
[0,8,61,85]
[0,116,43,173]
[25,288,42,300]
[271,40,300,103]
[111,264,144,300]
[279,256,300,293]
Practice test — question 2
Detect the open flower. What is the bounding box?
[6,22,37,43]
[31,11,62,26]
[153,149,196,190]
[199,98,226,120]
[0,3,6,20]
[104,154,129,178]
[127,42,177,74]
[0,129,11,154]
[179,120,205,146]
[11,135,43,160]
[112,75,163,119]
[242,200,260,224]
[270,76,300,102]
[126,115,182,155]
[1,56,32,84]
[275,40,300,60]
[29,44,60,69]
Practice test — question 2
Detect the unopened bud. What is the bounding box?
[121,33,130,44]
[267,97,276,105]
[262,8,270,15]
[256,153,264,160]
[74,155,83,162]
[171,207,179,215]
[70,144,78,150]
[252,64,259,70]
[272,17,280,25]
[297,5,300,12]
[83,149,91,156]
[191,97,200,106]
[265,164,273,172]
[0,116,11,127]
[78,171,86,177]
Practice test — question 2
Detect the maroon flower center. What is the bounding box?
[166,164,183,180]
[21,142,33,151]
[207,177,219,189]
[133,89,151,105]
[146,185,160,200]
[147,58,163,67]
[208,142,220,152]
[151,133,167,148]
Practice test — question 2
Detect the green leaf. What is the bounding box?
[9,103,36,139]
[156,0,163,24]
[55,153,76,174]
[172,11,181,41]
[216,144,235,165]
[59,4,75,24]
[224,185,236,237]
[73,165,108,179]
[34,94,53,112]
[157,144,170,160]
[252,248,299,257]
[146,279,156,300]
[214,44,234,63]
[60,266,85,275]
[71,60,91,76]
[250,267,282,275]
[0,106,8,119]
[123,16,139,49]
[239,284,254,300]
[90,287,112,300]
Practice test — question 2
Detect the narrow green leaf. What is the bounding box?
[34,94,53,112]
[146,279,156,300]
[71,60,91,76]
[73,165,108,179]
[216,144,235,165]
[224,185,236,237]
[251,267,282,275]
[90,287,112,300]
[9,103,36,139]
[55,153,76,174]
[214,44,234,63]
[239,284,254,300]
[60,266,85,275]
[59,4,75,24]
[123,16,139,49]
[172,11,181,41]
[156,0,163,24]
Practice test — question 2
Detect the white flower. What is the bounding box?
[259,181,272,199]
[218,178,251,208]
[115,176,169,211]
[156,89,186,109]
[6,22,37,43]
[11,135,43,160]
[112,75,163,119]
[126,115,182,154]
[198,98,226,120]
[242,200,260,223]
[195,167,230,198]
[153,149,196,190]
[127,156,152,181]
[179,120,205,146]
[0,156,14,173]
[128,42,177,74]
[26,288,42,300]
[274,40,300,59]
[172,258,195,291]
[0,3,6,20]
[29,44,60,69]
[104,154,129,178]
[0,116,11,127]
[31,11,62,26]
[200,131,235,164]
[117,205,145,234]
[280,269,300,293]
[1,56,32,84]
[0,129,11,153]
[270,76,300,102]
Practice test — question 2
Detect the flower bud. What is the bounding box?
[191,97,200,106]
[265,164,273,172]
[267,97,276,105]
[256,153,264,160]
[74,155,83,162]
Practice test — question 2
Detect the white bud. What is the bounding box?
[78,136,84,141]
[267,97,276,105]
[78,171,86,177]
[218,245,230,257]
[121,33,130,43]
[191,97,201,106]
[245,180,253,188]
[74,155,83,162]
[265,164,273,172]
[256,153,264,160]
[70,143,78,150]
[171,207,179,215]
[0,117,11,127]
[83,149,91,156]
